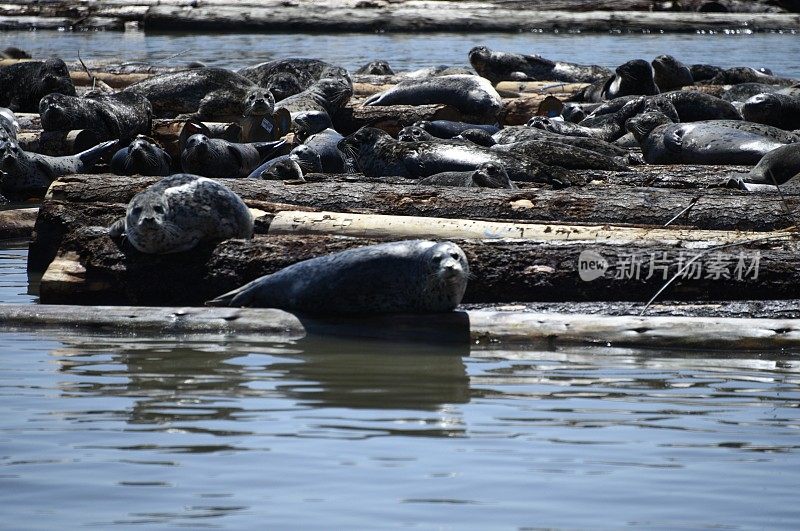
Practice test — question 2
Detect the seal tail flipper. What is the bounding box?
[78,140,119,167]
[254,138,287,162]
[205,280,262,307]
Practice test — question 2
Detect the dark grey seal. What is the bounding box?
[660,90,741,122]
[0,47,30,59]
[39,91,153,142]
[418,162,517,189]
[294,110,334,141]
[397,125,435,142]
[722,83,782,103]
[690,64,724,83]
[110,137,172,177]
[652,55,694,92]
[575,59,660,103]
[275,77,353,121]
[338,126,569,186]
[206,240,469,314]
[0,138,117,193]
[627,111,800,165]
[726,143,800,190]
[468,46,611,84]
[492,126,632,158]
[355,60,395,76]
[415,120,501,139]
[124,67,258,121]
[181,134,286,178]
[109,174,253,254]
[302,128,348,173]
[742,93,800,130]
[0,58,76,113]
[364,75,503,119]
[238,58,351,102]
[247,144,322,179]
[238,88,291,142]
[259,157,306,182]
[707,67,797,87]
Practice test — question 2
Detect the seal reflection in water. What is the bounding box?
[109,174,253,254]
[207,240,469,315]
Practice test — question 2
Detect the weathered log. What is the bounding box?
[150,119,243,160]
[142,6,800,33]
[0,207,38,240]
[0,15,124,31]
[16,129,101,156]
[37,232,800,306]
[3,303,800,349]
[44,175,800,232]
[15,113,41,131]
[495,81,588,95]
[501,93,576,125]
[334,104,462,136]
[69,71,152,89]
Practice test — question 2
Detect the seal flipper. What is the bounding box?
[77,140,119,170]
[108,218,126,239]
[663,127,684,154]
[254,138,287,162]
[273,108,292,138]
[206,279,262,307]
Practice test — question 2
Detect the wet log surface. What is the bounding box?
[37,231,800,306]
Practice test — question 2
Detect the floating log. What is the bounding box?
[16,129,101,156]
[36,231,800,306]
[2,302,800,349]
[0,207,38,240]
[334,103,462,136]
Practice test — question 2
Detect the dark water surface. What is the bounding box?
[1,30,800,528]
[1,30,799,77]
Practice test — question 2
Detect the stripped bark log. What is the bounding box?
[333,104,462,136]
[16,129,101,156]
[36,232,800,306]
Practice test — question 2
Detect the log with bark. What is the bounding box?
[0,207,38,240]
[333,104,463,136]
[36,230,800,306]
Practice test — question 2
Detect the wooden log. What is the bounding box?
[16,129,101,156]
[16,113,41,131]
[496,81,588,95]
[69,71,152,89]
[501,93,576,125]
[36,232,800,306]
[0,207,38,240]
[151,119,243,160]
[334,103,463,136]
[3,302,800,349]
[43,175,800,232]
[0,15,124,31]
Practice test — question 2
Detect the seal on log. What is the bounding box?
[108,174,253,254]
[180,134,286,178]
[110,137,172,177]
[363,74,503,120]
[238,58,351,102]
[651,55,693,92]
[0,58,76,113]
[0,107,18,140]
[206,240,469,314]
[417,162,517,188]
[576,59,660,103]
[468,46,611,84]
[39,91,153,142]
[727,143,800,190]
[0,138,117,193]
[247,144,322,179]
[742,93,800,131]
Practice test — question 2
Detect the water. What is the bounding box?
[1,30,799,77]
[2,29,800,528]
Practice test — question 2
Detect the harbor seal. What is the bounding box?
[238,87,291,142]
[181,134,286,178]
[238,58,351,102]
[247,144,322,179]
[397,125,436,142]
[575,59,660,103]
[338,126,570,185]
[110,137,172,176]
[468,46,611,84]
[0,138,117,193]
[274,76,353,121]
[722,83,781,103]
[294,110,334,141]
[259,157,306,182]
[726,143,800,190]
[627,111,800,165]
[124,67,259,121]
[0,57,76,113]
[302,128,348,173]
[355,60,395,76]
[415,120,500,139]
[491,139,629,171]
[707,67,797,87]
[0,46,30,59]
[418,162,517,189]
[491,126,633,158]
[0,107,18,140]
[659,91,741,121]
[39,91,153,142]
[206,239,469,314]
[742,93,800,130]
[364,74,503,120]
[652,55,693,92]
[108,174,253,254]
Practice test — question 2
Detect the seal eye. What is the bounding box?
[432,254,443,263]
[131,206,143,217]
[449,252,460,261]
[153,205,165,214]
[249,94,256,100]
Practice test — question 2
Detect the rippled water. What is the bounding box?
[2,30,799,77]
[1,29,800,528]
[1,331,799,529]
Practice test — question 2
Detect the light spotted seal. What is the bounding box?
[108,174,253,254]
[110,137,172,176]
[363,74,503,120]
[418,162,517,189]
[468,46,611,84]
[0,107,18,140]
[742,93,800,131]
[206,239,469,314]
[39,91,153,142]
[0,58,76,113]
[181,134,286,178]
[0,138,117,193]
[238,58,351,102]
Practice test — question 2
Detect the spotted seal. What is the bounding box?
[181,134,286,178]
[109,174,253,254]
[238,58,351,102]
[338,126,570,185]
[238,87,291,142]
[275,77,353,122]
[355,60,395,76]
[415,120,501,139]
[660,91,741,121]
[726,144,800,190]
[110,137,172,176]
[397,125,436,142]
[0,58,76,113]
[0,107,18,140]
[418,162,517,189]
[206,240,469,314]
[364,75,503,120]
[491,126,633,158]
[39,91,153,142]
[259,157,306,182]
[722,83,781,103]
[124,67,260,121]
[652,55,694,92]
[742,93,800,130]
[575,59,660,103]
[247,144,322,179]
[627,111,800,165]
[468,46,611,84]
[707,67,797,87]
[0,138,117,193]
